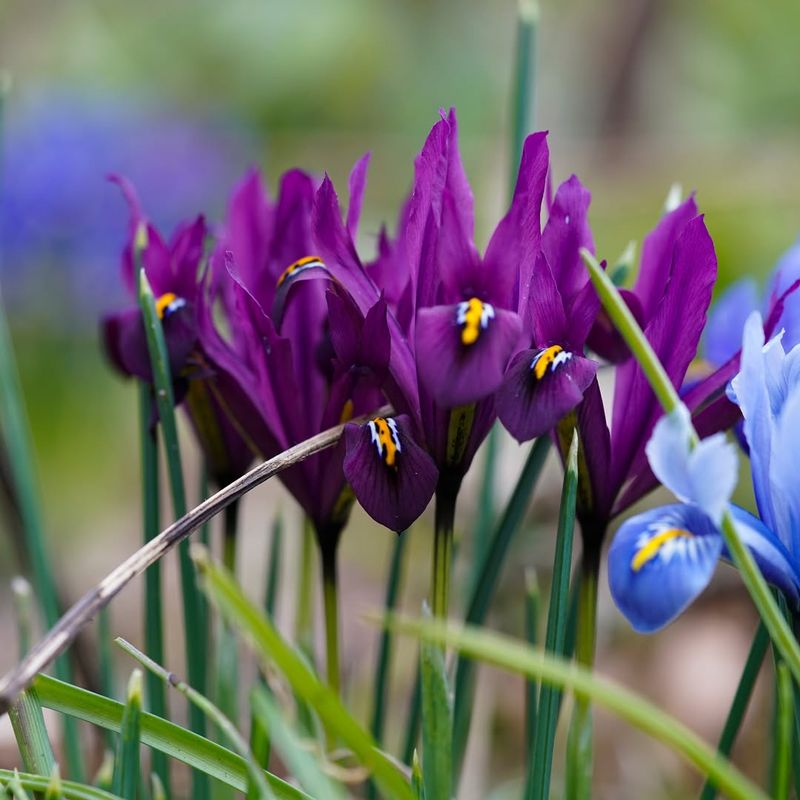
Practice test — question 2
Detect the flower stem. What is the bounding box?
[320,544,341,695]
[432,476,459,619]
[582,247,800,690]
[565,547,600,800]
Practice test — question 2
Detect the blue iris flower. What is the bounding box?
[609,312,800,632]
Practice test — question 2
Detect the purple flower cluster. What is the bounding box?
[101,109,748,552]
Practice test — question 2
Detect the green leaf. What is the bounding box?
[45,766,64,800]
[700,622,769,800]
[411,751,425,800]
[8,686,56,776]
[0,770,118,800]
[191,545,414,800]
[527,431,577,800]
[452,436,550,769]
[138,266,209,799]
[34,676,308,800]
[508,0,539,185]
[112,671,142,800]
[420,607,453,800]
[770,662,792,800]
[381,615,770,800]
[250,685,343,800]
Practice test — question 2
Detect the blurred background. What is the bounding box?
[1,0,798,797]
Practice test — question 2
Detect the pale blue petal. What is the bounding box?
[770,387,800,559]
[645,404,737,523]
[608,503,722,633]
[703,278,759,366]
[724,506,800,607]
[767,237,800,350]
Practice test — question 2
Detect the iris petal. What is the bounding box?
[496,348,597,442]
[608,504,722,633]
[343,414,438,532]
[415,302,523,407]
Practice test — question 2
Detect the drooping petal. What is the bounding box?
[496,348,597,442]
[645,404,737,524]
[416,301,523,407]
[703,279,759,367]
[724,506,800,607]
[608,503,723,633]
[343,414,439,532]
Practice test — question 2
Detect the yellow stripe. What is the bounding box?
[155,292,178,319]
[533,345,564,380]
[460,298,485,345]
[276,255,324,287]
[631,528,693,572]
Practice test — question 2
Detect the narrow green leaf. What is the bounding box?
[11,577,33,658]
[251,686,342,800]
[420,606,452,800]
[92,753,113,794]
[508,0,539,184]
[191,545,414,800]
[138,265,209,800]
[0,283,83,781]
[150,774,167,800]
[411,751,425,800]
[527,430,577,800]
[6,773,32,800]
[523,569,539,769]
[381,615,770,800]
[0,770,118,800]
[401,672,422,767]
[471,428,499,595]
[452,436,550,769]
[771,662,792,800]
[34,676,308,800]
[9,686,56,776]
[264,516,282,620]
[45,765,64,800]
[112,670,142,800]
[137,382,169,791]
[700,622,769,800]
[115,638,272,800]
[583,246,800,688]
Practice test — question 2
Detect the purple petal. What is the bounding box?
[526,251,567,345]
[496,348,597,442]
[343,414,438,532]
[586,288,645,363]
[416,301,523,407]
[347,152,371,238]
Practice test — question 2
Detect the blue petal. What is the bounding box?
[769,387,800,560]
[645,404,737,523]
[608,503,723,633]
[703,278,759,367]
[767,237,800,350]
[723,506,800,607]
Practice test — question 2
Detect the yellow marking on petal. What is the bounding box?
[460,298,485,345]
[276,255,325,288]
[339,399,354,424]
[155,292,179,319]
[369,417,401,468]
[533,345,564,380]
[631,528,693,572]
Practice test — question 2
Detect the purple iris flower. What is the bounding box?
[199,166,437,540]
[495,175,600,442]
[101,178,257,487]
[608,314,800,632]
[311,109,549,531]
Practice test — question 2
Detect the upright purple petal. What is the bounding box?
[347,152,371,238]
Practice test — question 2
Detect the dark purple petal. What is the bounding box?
[416,302,523,407]
[542,175,594,304]
[633,195,698,321]
[343,414,438,532]
[586,288,644,363]
[497,348,597,442]
[575,377,612,520]
[610,215,716,492]
[271,256,331,328]
[101,308,150,380]
[347,152,371,238]
[168,215,207,301]
[526,251,567,345]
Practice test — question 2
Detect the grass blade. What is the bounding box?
[116,638,272,800]
[699,621,769,800]
[0,283,83,781]
[190,545,414,800]
[11,577,33,658]
[527,431,578,800]
[112,671,142,800]
[509,0,539,182]
[523,570,539,781]
[411,751,424,800]
[138,267,209,776]
[420,607,452,800]
[401,671,422,767]
[34,675,308,800]
[383,616,770,800]
[265,516,282,620]
[45,765,64,800]
[250,686,343,800]
[9,686,56,776]
[137,382,169,790]
[452,436,550,769]
[770,662,792,800]
[0,770,118,800]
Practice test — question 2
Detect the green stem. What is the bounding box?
[471,428,498,595]
[509,0,539,183]
[9,686,56,776]
[524,570,540,769]
[771,663,792,800]
[583,247,800,689]
[431,478,458,619]
[401,673,422,767]
[320,545,341,695]
[138,383,169,792]
[565,548,600,800]
[699,622,769,800]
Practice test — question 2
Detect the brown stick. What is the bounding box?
[0,405,390,716]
